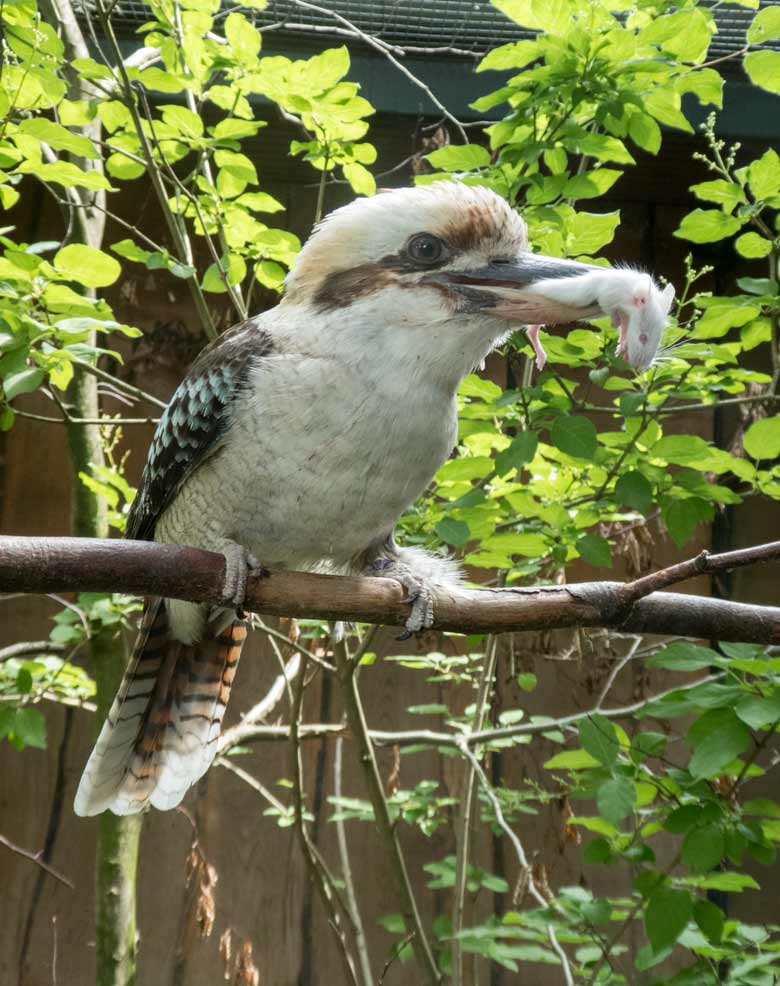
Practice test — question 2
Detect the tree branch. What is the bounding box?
[0,833,75,889]
[2,536,780,644]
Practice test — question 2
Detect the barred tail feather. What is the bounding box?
[74,598,246,816]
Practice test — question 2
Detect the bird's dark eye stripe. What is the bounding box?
[406,232,448,268]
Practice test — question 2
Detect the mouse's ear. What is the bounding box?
[659,282,675,313]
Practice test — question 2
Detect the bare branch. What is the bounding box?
[0,834,75,889]
[290,656,362,986]
[333,637,441,984]
[0,640,66,662]
[457,742,574,985]
[228,672,727,751]
[2,536,780,644]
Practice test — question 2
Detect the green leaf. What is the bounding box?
[682,824,724,873]
[517,673,537,692]
[543,749,600,770]
[427,144,491,172]
[645,887,692,952]
[688,709,750,778]
[202,254,246,293]
[565,210,620,254]
[54,244,121,288]
[674,209,743,244]
[575,133,634,165]
[689,179,745,210]
[18,118,98,158]
[628,113,661,154]
[578,715,618,766]
[744,51,780,94]
[159,104,204,139]
[435,517,470,547]
[480,531,549,557]
[477,40,539,72]
[597,776,636,826]
[576,533,611,568]
[225,11,261,61]
[695,872,759,892]
[678,68,723,109]
[12,707,47,749]
[643,88,693,133]
[747,6,780,44]
[631,732,667,761]
[744,416,780,460]
[342,162,375,197]
[136,67,184,93]
[615,470,652,513]
[735,232,772,258]
[16,160,113,191]
[0,706,15,740]
[747,149,780,199]
[662,497,711,548]
[648,642,718,671]
[735,694,780,729]
[3,366,45,400]
[71,57,114,81]
[693,899,724,945]
[494,431,538,476]
[551,415,597,460]
[16,668,33,694]
[564,169,621,200]
[437,457,494,483]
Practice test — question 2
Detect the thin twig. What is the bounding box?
[622,542,780,604]
[457,742,574,986]
[11,407,158,427]
[0,640,66,662]
[209,670,725,750]
[0,834,74,889]
[217,651,302,754]
[334,734,373,986]
[289,0,468,142]
[69,358,168,410]
[290,656,362,986]
[595,636,641,709]
[333,638,441,984]
[452,635,498,984]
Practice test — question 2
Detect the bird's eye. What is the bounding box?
[407,233,446,267]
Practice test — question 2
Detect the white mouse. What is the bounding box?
[524,268,675,371]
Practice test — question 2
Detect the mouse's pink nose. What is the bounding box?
[639,333,648,344]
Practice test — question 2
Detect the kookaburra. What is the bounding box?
[74,182,673,816]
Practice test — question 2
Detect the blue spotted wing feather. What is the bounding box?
[126,319,272,541]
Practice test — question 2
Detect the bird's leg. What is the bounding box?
[526,324,547,370]
[366,555,435,639]
[215,538,267,620]
[360,537,461,639]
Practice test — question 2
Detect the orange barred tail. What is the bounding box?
[74,598,247,816]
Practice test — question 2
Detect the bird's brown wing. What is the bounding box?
[126,319,273,541]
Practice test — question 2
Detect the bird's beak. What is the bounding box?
[429,254,604,325]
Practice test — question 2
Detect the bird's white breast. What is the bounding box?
[155,347,457,571]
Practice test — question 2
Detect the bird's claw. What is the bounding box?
[220,542,266,619]
[364,557,436,637]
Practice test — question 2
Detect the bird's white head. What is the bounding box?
[281,182,655,382]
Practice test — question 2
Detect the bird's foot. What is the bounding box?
[219,540,268,619]
[365,557,435,639]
